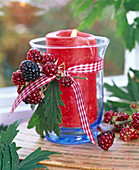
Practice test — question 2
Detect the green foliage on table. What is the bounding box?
[28,79,64,138]
[0,125,8,133]
[104,68,139,115]
[0,119,59,170]
[73,0,139,51]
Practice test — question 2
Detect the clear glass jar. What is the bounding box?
[29,34,109,145]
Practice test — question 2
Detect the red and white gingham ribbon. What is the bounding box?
[67,59,103,145]
[71,77,97,145]
[10,75,56,114]
[68,59,103,73]
[10,59,104,145]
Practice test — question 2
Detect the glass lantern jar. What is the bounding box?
[29,30,109,145]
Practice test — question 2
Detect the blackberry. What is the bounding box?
[131,112,139,130]
[97,131,115,150]
[119,127,138,142]
[42,53,56,65]
[12,70,26,85]
[42,61,58,77]
[20,60,40,82]
[59,76,73,87]
[27,49,43,63]
[23,89,43,105]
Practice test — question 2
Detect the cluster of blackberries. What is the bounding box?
[12,49,44,105]
[12,49,74,105]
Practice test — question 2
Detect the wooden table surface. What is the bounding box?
[14,122,139,170]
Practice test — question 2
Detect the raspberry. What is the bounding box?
[23,89,43,105]
[27,49,43,63]
[42,61,58,77]
[104,110,114,124]
[97,131,115,150]
[119,127,138,142]
[42,53,56,65]
[131,113,139,130]
[59,76,73,87]
[12,70,26,86]
[20,60,40,82]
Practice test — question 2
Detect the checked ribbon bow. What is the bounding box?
[10,59,104,145]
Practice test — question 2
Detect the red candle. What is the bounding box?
[46,29,98,127]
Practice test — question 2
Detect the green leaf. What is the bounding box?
[115,11,128,38]
[122,109,135,116]
[2,144,11,170]
[78,20,86,31]
[127,73,139,101]
[124,0,139,11]
[125,24,135,51]
[104,102,119,112]
[0,119,22,146]
[18,147,59,170]
[27,102,46,137]
[43,79,64,136]
[107,100,130,109]
[114,0,121,15]
[9,143,19,170]
[18,164,48,170]
[28,79,64,138]
[28,103,44,129]
[104,68,139,112]
[72,0,83,9]
[83,9,96,28]
[130,68,139,80]
[104,82,132,101]
[74,0,92,16]
[16,147,22,151]
[0,151,2,170]
[135,27,139,44]
[0,125,8,132]
[30,104,35,111]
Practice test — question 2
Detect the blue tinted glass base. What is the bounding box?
[45,117,101,145]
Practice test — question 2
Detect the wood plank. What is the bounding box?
[14,122,139,170]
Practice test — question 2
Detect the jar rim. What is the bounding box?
[29,36,110,49]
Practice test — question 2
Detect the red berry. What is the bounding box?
[97,131,115,150]
[59,76,73,87]
[114,112,129,129]
[12,70,26,86]
[119,127,138,142]
[43,61,58,77]
[23,89,43,105]
[42,53,56,65]
[131,113,139,130]
[27,49,43,63]
[104,110,114,124]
